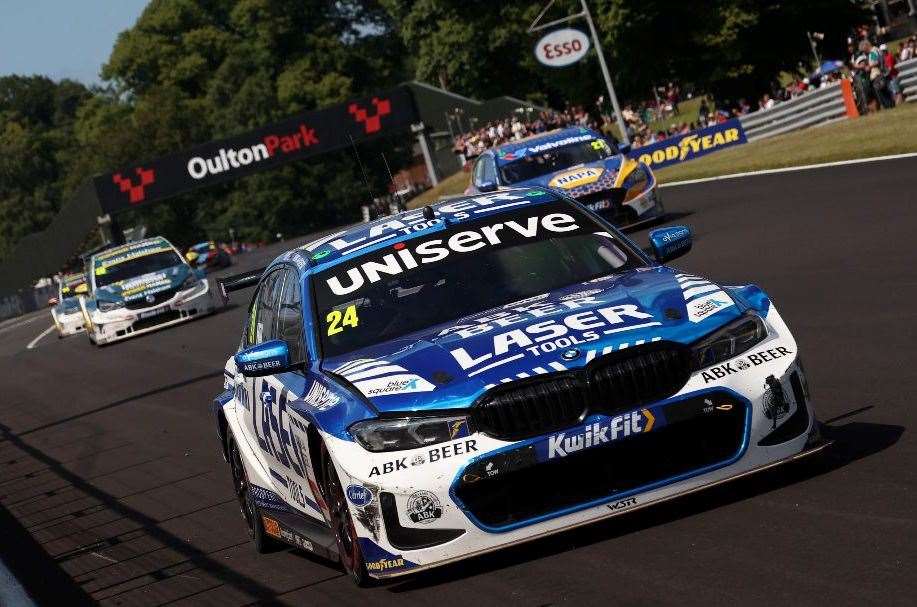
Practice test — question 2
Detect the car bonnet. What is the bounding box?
[508,157,624,193]
[321,267,744,413]
[95,264,191,303]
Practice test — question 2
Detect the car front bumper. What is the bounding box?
[85,280,217,344]
[52,309,85,337]
[328,307,821,579]
[578,182,664,229]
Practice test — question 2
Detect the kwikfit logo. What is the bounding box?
[112,167,155,203]
[545,409,656,459]
[186,124,320,180]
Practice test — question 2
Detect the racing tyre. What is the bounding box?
[321,444,370,586]
[226,432,280,553]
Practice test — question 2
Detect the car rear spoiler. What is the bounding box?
[218,267,265,300]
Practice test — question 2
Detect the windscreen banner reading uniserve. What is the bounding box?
[93,86,418,214]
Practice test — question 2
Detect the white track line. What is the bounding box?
[0,312,46,335]
[26,325,55,350]
[659,152,917,188]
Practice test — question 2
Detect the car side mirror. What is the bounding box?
[477,180,498,193]
[235,339,292,377]
[649,225,693,263]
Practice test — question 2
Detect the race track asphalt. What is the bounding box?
[1,157,915,606]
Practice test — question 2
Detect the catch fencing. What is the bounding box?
[737,80,858,142]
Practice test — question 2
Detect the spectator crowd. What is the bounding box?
[451,29,914,163]
[848,31,914,113]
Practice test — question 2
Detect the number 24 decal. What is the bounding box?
[326,305,359,336]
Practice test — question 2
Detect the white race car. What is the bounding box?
[81,236,219,345]
[49,272,89,337]
[213,188,828,585]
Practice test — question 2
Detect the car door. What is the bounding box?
[244,267,324,519]
[234,269,289,497]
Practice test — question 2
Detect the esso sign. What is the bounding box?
[534,28,590,68]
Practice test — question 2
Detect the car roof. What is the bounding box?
[61,272,85,285]
[91,236,174,263]
[273,187,566,274]
[490,126,604,166]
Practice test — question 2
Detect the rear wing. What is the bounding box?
[218,267,265,301]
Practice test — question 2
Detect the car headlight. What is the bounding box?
[623,165,650,202]
[97,299,125,312]
[181,274,201,290]
[350,414,470,452]
[692,313,767,370]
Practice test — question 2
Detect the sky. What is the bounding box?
[0,0,149,85]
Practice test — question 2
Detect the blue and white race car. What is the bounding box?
[80,236,219,345]
[186,240,232,272]
[214,188,827,585]
[467,127,664,227]
[50,272,89,338]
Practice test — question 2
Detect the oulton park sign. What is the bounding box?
[93,87,419,214]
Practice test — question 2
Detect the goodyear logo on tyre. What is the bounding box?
[548,167,604,189]
[632,118,748,170]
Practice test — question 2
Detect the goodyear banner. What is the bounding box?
[629,119,747,170]
[93,86,419,214]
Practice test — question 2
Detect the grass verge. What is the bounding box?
[408,170,470,208]
[655,101,917,183]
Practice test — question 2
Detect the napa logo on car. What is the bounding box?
[548,166,604,189]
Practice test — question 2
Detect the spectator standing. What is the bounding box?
[851,53,876,114]
[698,98,710,127]
[881,44,903,105]
[864,40,893,109]
[900,36,915,61]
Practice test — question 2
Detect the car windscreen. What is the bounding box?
[500,138,613,184]
[94,251,184,288]
[312,200,643,358]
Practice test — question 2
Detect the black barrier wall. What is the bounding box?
[94,87,419,213]
[0,182,101,297]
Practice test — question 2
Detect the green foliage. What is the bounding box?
[0,0,869,261]
[0,75,91,258]
[92,0,409,245]
[382,0,868,104]
[0,0,409,260]
[592,0,867,101]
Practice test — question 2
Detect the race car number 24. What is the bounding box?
[326,304,359,336]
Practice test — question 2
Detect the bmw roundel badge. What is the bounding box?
[561,348,580,361]
[145,294,156,303]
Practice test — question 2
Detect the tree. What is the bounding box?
[91,0,410,244]
[382,0,868,104]
[592,0,868,101]
[0,76,91,258]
